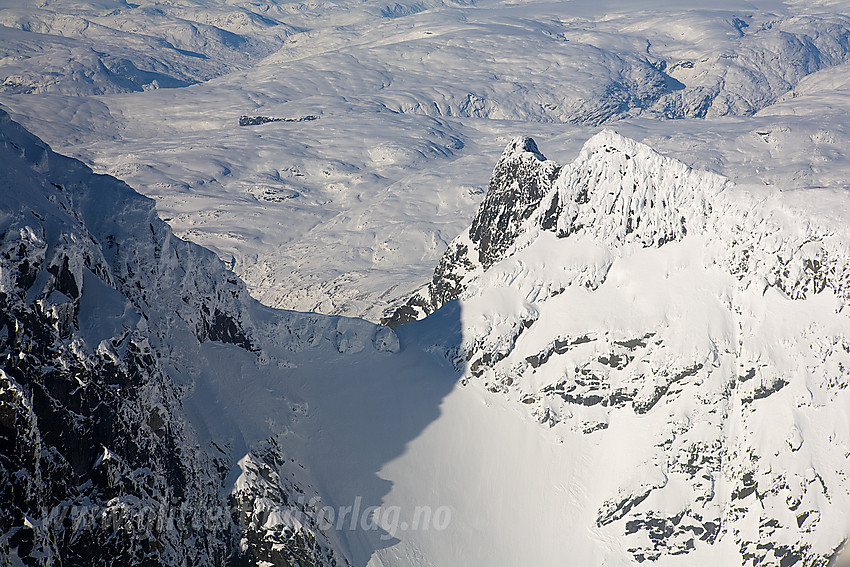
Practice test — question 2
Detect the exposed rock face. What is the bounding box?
[469,137,561,269]
[239,115,319,126]
[382,137,559,327]
[0,282,231,565]
[0,110,349,566]
[230,440,339,567]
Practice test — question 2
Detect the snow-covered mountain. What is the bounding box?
[0,107,405,566]
[5,104,850,566]
[383,130,850,565]
[4,0,850,321]
[4,1,850,566]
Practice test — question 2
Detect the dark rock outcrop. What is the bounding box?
[0,109,340,567]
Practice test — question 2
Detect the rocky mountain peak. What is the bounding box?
[385,130,724,326]
[501,135,546,160]
[469,136,560,269]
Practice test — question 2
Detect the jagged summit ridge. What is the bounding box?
[387,129,850,330]
[384,130,850,565]
[384,130,729,326]
[536,130,729,246]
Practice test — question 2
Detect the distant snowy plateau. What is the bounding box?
[3,0,850,566]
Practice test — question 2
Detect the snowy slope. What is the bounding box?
[0,0,296,95]
[377,130,850,566]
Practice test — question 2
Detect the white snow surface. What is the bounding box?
[4,1,850,566]
[7,99,850,567]
[4,0,850,320]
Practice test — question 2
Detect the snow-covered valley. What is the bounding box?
[3,0,850,566]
